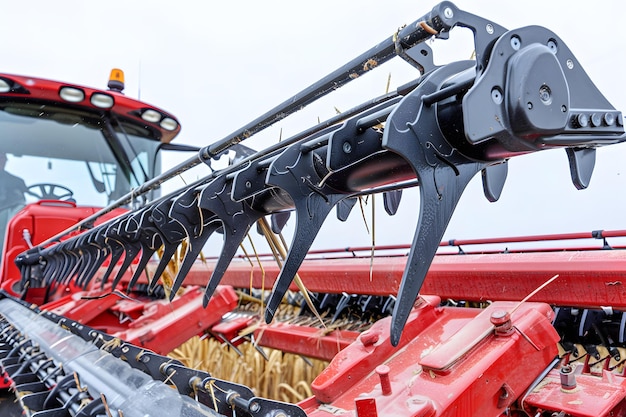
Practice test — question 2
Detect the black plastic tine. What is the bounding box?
[77,241,111,289]
[75,228,109,288]
[383,190,402,216]
[57,243,82,285]
[263,196,338,322]
[126,209,164,292]
[47,244,68,283]
[79,248,110,290]
[336,198,357,222]
[392,163,483,345]
[381,60,489,346]
[71,232,96,284]
[39,250,58,285]
[148,199,187,293]
[201,219,253,308]
[110,240,142,291]
[166,187,213,299]
[126,238,160,292]
[198,177,264,307]
[99,238,125,289]
[263,144,345,323]
[168,219,220,301]
[147,243,178,293]
[76,230,113,290]
[104,216,142,291]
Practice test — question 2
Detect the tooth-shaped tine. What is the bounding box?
[197,177,264,306]
[263,144,345,323]
[63,237,84,282]
[482,162,508,202]
[381,61,490,345]
[110,241,141,291]
[270,211,290,233]
[148,243,177,293]
[103,216,140,291]
[200,221,247,307]
[75,230,107,287]
[168,219,220,301]
[566,147,596,190]
[57,241,79,284]
[263,196,338,322]
[127,240,158,292]
[99,239,125,289]
[166,187,210,299]
[75,227,108,288]
[391,163,482,345]
[383,190,402,216]
[39,249,56,285]
[148,199,188,293]
[80,246,110,290]
[126,211,164,292]
[336,198,357,222]
[44,244,63,284]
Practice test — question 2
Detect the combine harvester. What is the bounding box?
[1,2,625,416]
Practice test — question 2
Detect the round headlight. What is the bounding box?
[59,87,85,103]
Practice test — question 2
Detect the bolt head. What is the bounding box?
[490,310,510,326]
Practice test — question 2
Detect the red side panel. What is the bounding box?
[302,300,559,417]
[0,201,126,300]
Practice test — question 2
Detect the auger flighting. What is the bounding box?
[15,1,625,347]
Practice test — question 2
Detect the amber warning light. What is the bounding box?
[107,68,125,93]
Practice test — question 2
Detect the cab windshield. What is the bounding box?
[0,100,161,252]
[0,101,161,206]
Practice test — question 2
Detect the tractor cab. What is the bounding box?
[0,71,181,289]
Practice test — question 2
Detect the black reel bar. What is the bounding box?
[15,2,625,345]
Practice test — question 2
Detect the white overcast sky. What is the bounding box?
[2,0,625,254]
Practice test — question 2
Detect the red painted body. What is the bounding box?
[253,323,359,361]
[301,297,560,417]
[1,202,127,299]
[42,285,238,355]
[0,73,180,143]
[524,369,626,417]
[174,249,626,308]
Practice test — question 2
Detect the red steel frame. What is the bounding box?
[170,249,626,309]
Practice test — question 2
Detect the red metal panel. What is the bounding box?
[44,289,121,324]
[301,300,559,417]
[524,369,626,417]
[1,202,127,298]
[174,250,626,308]
[253,323,359,361]
[114,285,238,354]
[0,73,181,143]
